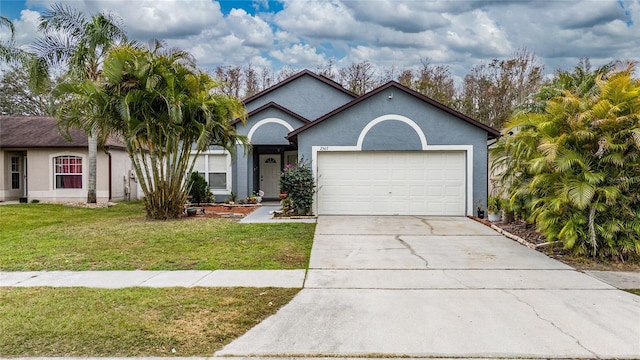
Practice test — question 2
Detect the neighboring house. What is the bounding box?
[192,70,500,216]
[0,116,137,203]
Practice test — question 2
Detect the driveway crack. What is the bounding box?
[503,289,600,358]
[396,235,429,268]
[414,216,437,235]
[441,269,469,288]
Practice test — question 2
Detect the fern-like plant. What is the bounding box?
[491,62,640,260]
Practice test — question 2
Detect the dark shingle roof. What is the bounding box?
[0,116,125,149]
[232,101,311,126]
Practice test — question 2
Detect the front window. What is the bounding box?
[191,153,229,192]
[10,156,19,189]
[54,156,83,189]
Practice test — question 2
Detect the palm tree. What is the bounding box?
[96,41,248,219]
[493,63,640,260]
[31,4,127,203]
[522,59,614,114]
[0,16,30,65]
[0,16,16,58]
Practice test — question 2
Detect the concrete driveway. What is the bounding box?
[216,216,640,359]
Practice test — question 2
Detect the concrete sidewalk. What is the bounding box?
[2,268,638,290]
[0,270,305,288]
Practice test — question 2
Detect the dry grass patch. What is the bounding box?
[0,287,298,356]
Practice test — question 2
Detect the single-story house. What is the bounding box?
[0,116,138,203]
[194,70,500,216]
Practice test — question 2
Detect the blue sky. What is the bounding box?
[1,0,638,82]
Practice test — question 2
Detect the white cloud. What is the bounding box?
[99,0,224,40]
[343,0,451,33]
[269,43,326,66]
[441,9,511,59]
[227,8,274,47]
[275,0,359,40]
[5,0,638,86]
[1,10,41,48]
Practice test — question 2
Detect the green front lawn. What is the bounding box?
[0,287,298,356]
[0,202,315,270]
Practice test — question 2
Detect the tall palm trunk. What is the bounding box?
[87,130,97,203]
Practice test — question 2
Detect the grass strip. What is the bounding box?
[0,287,298,356]
[0,202,315,270]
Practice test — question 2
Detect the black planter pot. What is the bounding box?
[186,207,197,217]
[477,210,485,218]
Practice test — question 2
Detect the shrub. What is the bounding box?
[187,172,214,204]
[280,160,315,215]
[492,64,640,260]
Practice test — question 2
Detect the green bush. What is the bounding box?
[280,160,315,215]
[491,64,640,260]
[187,172,214,204]
[487,196,502,214]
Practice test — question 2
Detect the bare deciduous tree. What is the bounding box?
[414,58,455,106]
[338,60,377,95]
[213,65,243,98]
[458,48,544,128]
[316,58,337,81]
[243,63,259,98]
[276,65,298,82]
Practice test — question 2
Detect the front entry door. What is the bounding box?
[259,154,281,198]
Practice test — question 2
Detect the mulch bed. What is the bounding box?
[473,217,640,272]
[184,204,260,219]
[492,220,548,246]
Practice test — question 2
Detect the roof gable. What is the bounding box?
[287,81,500,140]
[243,70,356,105]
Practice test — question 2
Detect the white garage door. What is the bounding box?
[317,151,466,215]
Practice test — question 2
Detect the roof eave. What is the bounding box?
[233,101,311,126]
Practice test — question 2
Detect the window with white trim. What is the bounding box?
[190,153,230,192]
[10,156,19,189]
[54,155,83,189]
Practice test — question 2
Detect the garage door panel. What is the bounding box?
[318,151,466,216]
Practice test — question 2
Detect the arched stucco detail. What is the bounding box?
[247,118,295,142]
[356,114,428,150]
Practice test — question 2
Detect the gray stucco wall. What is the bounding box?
[233,108,307,198]
[245,75,354,120]
[297,87,490,215]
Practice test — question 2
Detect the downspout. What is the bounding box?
[104,147,112,201]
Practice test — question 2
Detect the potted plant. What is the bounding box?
[487,195,502,222]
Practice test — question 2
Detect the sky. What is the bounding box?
[0,0,638,83]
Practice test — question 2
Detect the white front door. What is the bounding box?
[259,154,281,198]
